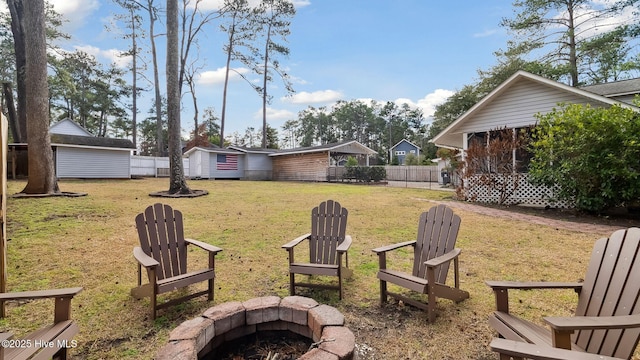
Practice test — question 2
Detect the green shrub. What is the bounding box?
[530,103,640,212]
[343,166,386,183]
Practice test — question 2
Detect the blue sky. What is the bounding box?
[37,1,516,139]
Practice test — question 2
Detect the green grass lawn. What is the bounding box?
[0,178,620,359]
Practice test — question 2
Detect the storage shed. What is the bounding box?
[183,146,245,179]
[9,119,135,179]
[270,141,377,182]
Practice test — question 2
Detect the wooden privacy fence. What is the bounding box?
[327,165,440,182]
[385,165,439,182]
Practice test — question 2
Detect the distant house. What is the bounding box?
[431,70,640,205]
[10,119,135,179]
[389,139,420,164]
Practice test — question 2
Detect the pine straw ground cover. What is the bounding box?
[1,178,635,359]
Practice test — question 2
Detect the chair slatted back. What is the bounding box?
[309,200,348,265]
[412,204,461,284]
[573,227,640,359]
[136,203,188,281]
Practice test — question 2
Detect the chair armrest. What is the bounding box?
[489,338,622,360]
[0,287,83,301]
[282,233,311,249]
[545,313,640,331]
[486,281,583,313]
[185,238,223,254]
[425,248,461,267]
[337,235,352,253]
[485,281,583,292]
[133,246,159,268]
[372,240,416,254]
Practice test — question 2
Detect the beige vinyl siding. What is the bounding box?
[456,79,611,134]
[272,153,328,181]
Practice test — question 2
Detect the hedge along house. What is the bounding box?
[270,141,378,182]
[431,70,640,206]
[9,118,135,179]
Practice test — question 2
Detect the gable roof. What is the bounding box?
[390,139,420,151]
[182,146,243,157]
[50,118,94,136]
[581,78,640,97]
[227,146,278,155]
[50,133,135,150]
[431,70,639,149]
[269,140,377,157]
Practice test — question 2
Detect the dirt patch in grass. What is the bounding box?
[3,179,639,360]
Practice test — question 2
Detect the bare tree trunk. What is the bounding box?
[261,24,271,149]
[130,6,138,152]
[7,0,27,143]
[166,0,190,194]
[2,83,21,142]
[221,34,233,147]
[146,1,164,157]
[21,0,58,194]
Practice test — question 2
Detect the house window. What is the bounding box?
[395,151,405,155]
[409,150,416,154]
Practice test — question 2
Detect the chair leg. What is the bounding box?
[151,293,157,320]
[379,279,387,306]
[208,278,214,301]
[289,272,295,296]
[338,272,343,300]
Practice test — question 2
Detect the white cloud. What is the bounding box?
[473,29,498,38]
[74,45,131,68]
[51,0,100,31]
[198,67,250,85]
[394,89,455,117]
[254,107,296,121]
[284,90,343,104]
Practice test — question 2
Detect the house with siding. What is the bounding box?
[389,139,420,164]
[9,119,135,179]
[183,141,377,182]
[270,141,377,182]
[431,70,640,205]
[183,146,246,179]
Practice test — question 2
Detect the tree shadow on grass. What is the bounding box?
[148,189,208,198]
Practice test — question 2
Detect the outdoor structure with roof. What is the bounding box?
[269,141,378,182]
[9,118,135,179]
[183,140,377,182]
[183,145,276,180]
[430,70,640,206]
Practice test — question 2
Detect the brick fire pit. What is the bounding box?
[156,296,355,360]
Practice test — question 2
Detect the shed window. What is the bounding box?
[395,151,405,155]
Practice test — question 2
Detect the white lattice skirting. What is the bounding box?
[463,173,571,208]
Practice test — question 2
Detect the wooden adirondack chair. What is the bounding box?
[282,200,353,299]
[0,287,82,360]
[372,204,469,322]
[131,203,222,319]
[486,227,640,360]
